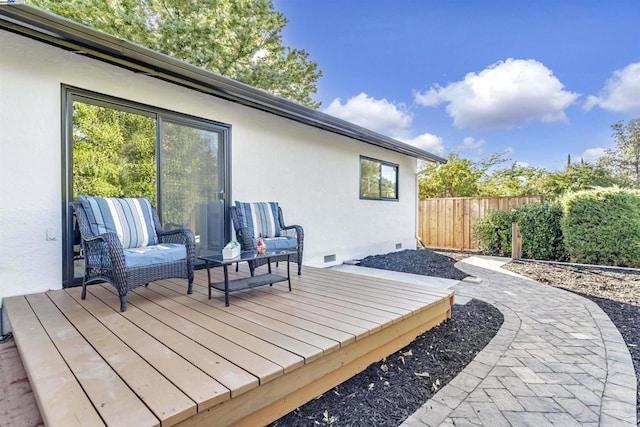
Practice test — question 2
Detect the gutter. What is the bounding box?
[0,3,447,164]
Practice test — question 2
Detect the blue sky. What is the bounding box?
[273,0,640,171]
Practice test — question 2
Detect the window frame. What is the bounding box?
[359,155,399,201]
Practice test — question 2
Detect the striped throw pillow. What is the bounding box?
[79,196,159,249]
[235,201,281,238]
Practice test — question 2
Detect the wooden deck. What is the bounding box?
[4,264,454,427]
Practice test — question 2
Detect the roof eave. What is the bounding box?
[0,4,447,164]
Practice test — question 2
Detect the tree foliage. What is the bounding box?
[418,153,485,198]
[160,121,223,228]
[29,0,322,108]
[72,102,157,202]
[599,118,640,188]
[480,162,545,197]
[538,163,619,199]
[419,152,545,198]
[419,151,621,200]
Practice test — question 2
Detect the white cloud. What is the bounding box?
[324,92,447,155]
[251,48,270,61]
[399,133,445,155]
[324,92,412,136]
[584,62,640,113]
[461,136,485,151]
[581,147,607,164]
[415,58,580,130]
[324,92,445,154]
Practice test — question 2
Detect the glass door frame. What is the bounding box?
[157,115,232,261]
[61,86,232,287]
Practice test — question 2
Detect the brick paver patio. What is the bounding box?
[402,256,637,426]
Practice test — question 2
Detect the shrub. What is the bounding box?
[474,209,515,257]
[474,202,566,260]
[561,187,640,267]
[516,202,566,261]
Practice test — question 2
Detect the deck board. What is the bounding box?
[215,293,355,347]
[300,268,453,304]
[156,279,340,357]
[42,291,196,426]
[251,286,395,330]
[142,283,326,363]
[231,291,370,341]
[88,285,258,398]
[35,291,166,426]
[289,274,430,314]
[4,295,113,427]
[101,286,284,384]
[131,286,306,373]
[5,264,454,427]
[60,288,229,411]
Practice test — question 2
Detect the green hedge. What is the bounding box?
[517,202,566,261]
[561,187,640,267]
[474,209,515,257]
[474,202,566,260]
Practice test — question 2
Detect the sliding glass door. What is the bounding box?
[160,119,227,259]
[63,88,230,287]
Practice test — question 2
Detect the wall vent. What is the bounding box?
[396,243,402,249]
[324,254,336,263]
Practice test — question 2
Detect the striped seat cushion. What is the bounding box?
[79,196,158,249]
[235,201,281,238]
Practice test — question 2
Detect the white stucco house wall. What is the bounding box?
[0,4,445,332]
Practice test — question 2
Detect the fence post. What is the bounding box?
[512,222,522,259]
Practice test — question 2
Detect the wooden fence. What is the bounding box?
[417,195,544,251]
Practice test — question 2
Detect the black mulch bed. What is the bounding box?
[358,249,470,281]
[272,249,502,426]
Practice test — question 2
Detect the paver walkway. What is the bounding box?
[402,256,638,426]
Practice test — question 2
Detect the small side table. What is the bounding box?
[199,249,295,306]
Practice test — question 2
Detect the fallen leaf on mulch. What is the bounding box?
[322,410,337,424]
[271,299,504,427]
[380,364,389,372]
[414,371,430,378]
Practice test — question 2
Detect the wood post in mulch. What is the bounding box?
[512,222,522,259]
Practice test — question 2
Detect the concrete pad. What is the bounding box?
[459,256,529,278]
[329,264,460,290]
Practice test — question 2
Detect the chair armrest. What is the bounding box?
[281,224,304,246]
[83,232,122,250]
[157,228,195,247]
[82,232,126,272]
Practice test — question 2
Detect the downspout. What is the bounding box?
[415,160,441,249]
[415,162,420,248]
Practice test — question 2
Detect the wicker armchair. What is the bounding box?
[71,199,195,312]
[231,203,304,275]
